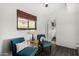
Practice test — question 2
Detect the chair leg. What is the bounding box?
[50,46,52,53]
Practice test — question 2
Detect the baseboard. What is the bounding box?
[0,53,12,56]
[56,44,77,50]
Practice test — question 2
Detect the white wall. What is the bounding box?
[0,6,3,54]
[53,4,78,49]
[76,4,79,47]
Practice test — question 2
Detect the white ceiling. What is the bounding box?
[15,3,66,16]
[1,3,79,16]
[2,3,78,17]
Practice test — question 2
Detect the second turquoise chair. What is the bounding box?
[37,34,52,53]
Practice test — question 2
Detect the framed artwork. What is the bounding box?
[17,9,37,30]
[51,20,56,30]
[17,17,28,30]
[29,20,36,29]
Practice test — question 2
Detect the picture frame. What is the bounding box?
[17,17,29,30]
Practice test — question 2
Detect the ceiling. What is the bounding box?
[15,3,66,16]
[1,3,79,17]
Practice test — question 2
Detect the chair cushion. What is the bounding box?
[17,47,38,56]
[40,37,46,42]
[37,34,46,41]
[42,40,51,48]
[16,41,30,53]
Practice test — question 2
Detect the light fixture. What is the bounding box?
[28,30,35,41]
[45,4,48,7]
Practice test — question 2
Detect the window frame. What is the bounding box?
[17,9,37,30]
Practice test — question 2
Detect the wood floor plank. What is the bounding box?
[37,45,78,56]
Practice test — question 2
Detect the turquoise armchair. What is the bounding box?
[10,37,38,56]
[37,34,52,52]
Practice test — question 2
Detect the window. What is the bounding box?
[17,9,37,30]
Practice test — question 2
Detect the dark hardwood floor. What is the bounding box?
[37,45,78,56]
